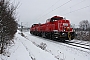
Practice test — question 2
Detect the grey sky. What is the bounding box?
[15,0,90,27]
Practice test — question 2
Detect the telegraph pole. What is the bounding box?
[21,22,23,32]
[89,27,90,48]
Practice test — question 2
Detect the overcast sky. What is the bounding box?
[14,0,90,27]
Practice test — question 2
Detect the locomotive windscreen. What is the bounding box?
[51,17,63,20]
[50,16,63,22]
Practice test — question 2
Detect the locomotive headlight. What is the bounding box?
[64,29,65,31]
[62,33,65,35]
[62,33,67,36]
[67,27,70,31]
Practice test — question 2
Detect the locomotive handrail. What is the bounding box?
[68,32,71,40]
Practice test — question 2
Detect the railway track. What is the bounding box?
[37,36,90,50]
[65,41,90,50]
[38,36,90,51]
[67,41,89,46]
[27,33,90,51]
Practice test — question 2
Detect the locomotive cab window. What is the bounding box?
[50,17,63,22]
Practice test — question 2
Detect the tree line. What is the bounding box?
[74,20,90,41]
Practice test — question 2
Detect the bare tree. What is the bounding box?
[0,0,18,54]
[79,20,89,30]
[76,20,90,41]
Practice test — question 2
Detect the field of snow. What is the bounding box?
[0,30,90,60]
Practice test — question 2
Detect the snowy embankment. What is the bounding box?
[24,31,90,60]
[0,30,90,60]
[0,30,57,60]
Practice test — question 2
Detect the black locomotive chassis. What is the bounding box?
[30,31,75,41]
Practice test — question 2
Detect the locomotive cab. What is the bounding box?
[49,16,75,41]
[50,16,63,22]
[45,16,75,41]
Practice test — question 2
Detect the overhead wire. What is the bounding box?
[37,0,89,21]
[36,0,60,19]
[42,0,60,12]
[43,0,86,17]
[37,0,72,20]
[62,5,90,15]
[51,0,72,12]
[59,0,86,14]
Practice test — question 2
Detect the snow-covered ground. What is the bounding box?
[0,30,90,60]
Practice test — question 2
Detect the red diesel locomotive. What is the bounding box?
[30,16,75,42]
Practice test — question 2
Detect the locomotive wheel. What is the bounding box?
[38,32,42,37]
[45,33,49,39]
[51,34,57,41]
[41,32,46,38]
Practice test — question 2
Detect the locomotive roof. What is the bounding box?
[51,16,63,20]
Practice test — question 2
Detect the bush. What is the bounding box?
[0,0,18,54]
[39,42,47,50]
[75,31,90,41]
